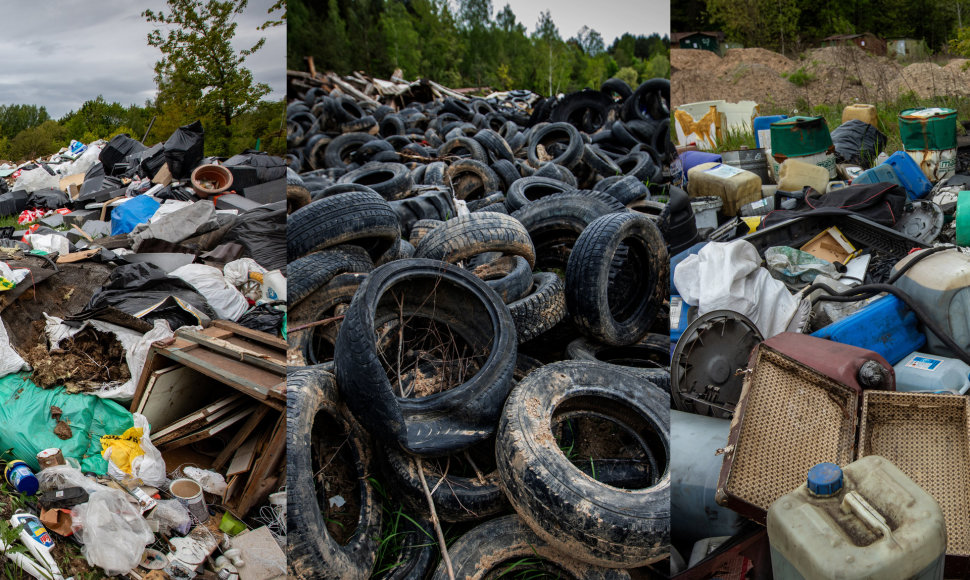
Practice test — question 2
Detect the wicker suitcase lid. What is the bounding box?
[715,340,861,523]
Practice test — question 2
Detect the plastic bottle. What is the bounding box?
[5,460,38,495]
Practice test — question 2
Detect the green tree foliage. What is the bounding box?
[679,0,966,54]
[288,0,670,95]
[143,0,282,154]
[0,105,50,141]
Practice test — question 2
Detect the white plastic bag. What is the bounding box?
[183,466,228,496]
[0,318,28,379]
[675,239,798,339]
[223,257,266,287]
[170,264,249,321]
[13,167,59,193]
[148,498,192,535]
[37,464,111,495]
[104,413,166,487]
[71,489,155,575]
[25,233,70,255]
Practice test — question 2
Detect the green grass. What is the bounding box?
[783,66,816,87]
[713,92,970,156]
[0,216,18,229]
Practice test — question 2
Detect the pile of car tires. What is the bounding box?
[286,77,673,579]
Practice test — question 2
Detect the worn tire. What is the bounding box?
[505,176,575,211]
[438,136,488,163]
[510,191,625,269]
[496,361,670,568]
[603,175,649,205]
[382,440,508,523]
[616,151,661,183]
[567,334,671,393]
[287,191,401,261]
[408,219,444,247]
[443,159,502,201]
[473,128,515,163]
[286,368,381,579]
[508,272,566,343]
[334,259,516,455]
[566,212,668,346]
[323,132,378,170]
[600,78,633,101]
[550,89,612,133]
[287,247,373,308]
[490,159,520,190]
[622,78,670,123]
[471,255,533,304]
[430,515,631,580]
[527,122,584,169]
[290,273,367,366]
[414,212,536,268]
[338,162,414,201]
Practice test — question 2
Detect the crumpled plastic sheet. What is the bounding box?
[765,246,842,284]
[70,489,155,576]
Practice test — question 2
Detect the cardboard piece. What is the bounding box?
[40,508,73,536]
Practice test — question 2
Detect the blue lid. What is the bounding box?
[807,463,843,496]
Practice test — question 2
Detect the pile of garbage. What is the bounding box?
[286,71,675,577]
[0,121,288,578]
[669,103,970,577]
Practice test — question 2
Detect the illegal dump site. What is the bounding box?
[285,69,674,579]
[0,122,287,578]
[669,53,970,577]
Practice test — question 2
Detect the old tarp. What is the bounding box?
[0,374,133,474]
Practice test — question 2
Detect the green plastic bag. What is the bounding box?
[0,374,134,474]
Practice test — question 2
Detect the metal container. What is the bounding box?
[899,107,957,182]
[721,148,771,185]
[770,116,836,179]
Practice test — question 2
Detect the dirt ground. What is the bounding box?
[672,45,970,108]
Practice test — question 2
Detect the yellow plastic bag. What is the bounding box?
[100,427,145,474]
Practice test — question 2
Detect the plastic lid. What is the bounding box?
[807,463,843,496]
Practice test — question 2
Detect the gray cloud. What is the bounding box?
[1,0,284,118]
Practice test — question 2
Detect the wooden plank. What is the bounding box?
[151,395,247,446]
[161,349,285,408]
[130,347,166,413]
[134,363,181,415]
[212,320,287,350]
[150,393,243,440]
[160,407,256,451]
[177,329,286,375]
[226,435,258,476]
[212,406,271,471]
[233,413,286,516]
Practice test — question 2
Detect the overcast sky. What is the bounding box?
[0,0,285,118]
[492,0,669,45]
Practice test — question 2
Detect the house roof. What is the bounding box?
[672,31,725,42]
[822,33,881,41]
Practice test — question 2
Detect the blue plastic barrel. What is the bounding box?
[753,115,788,148]
[811,295,926,365]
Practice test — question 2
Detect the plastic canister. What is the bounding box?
[671,411,745,547]
[851,163,902,189]
[884,150,933,200]
[893,352,970,394]
[777,158,830,194]
[957,191,970,247]
[753,115,787,150]
[769,116,836,179]
[842,104,878,127]
[891,249,970,358]
[670,296,692,343]
[686,162,762,216]
[898,107,957,182]
[260,269,286,304]
[767,457,946,580]
[5,460,38,495]
[811,294,926,365]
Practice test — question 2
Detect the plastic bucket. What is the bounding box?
[170,478,208,522]
[690,196,723,229]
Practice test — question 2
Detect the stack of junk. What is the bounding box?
[0,122,287,578]
[669,101,970,579]
[286,70,676,577]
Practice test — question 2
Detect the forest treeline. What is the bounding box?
[289,0,670,96]
[673,0,970,55]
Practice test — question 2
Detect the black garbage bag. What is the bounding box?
[831,120,887,169]
[132,143,167,179]
[100,134,147,175]
[224,151,287,183]
[83,262,215,329]
[763,182,906,228]
[26,188,70,210]
[236,303,284,335]
[221,201,286,271]
[164,121,205,179]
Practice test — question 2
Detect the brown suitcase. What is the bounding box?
[714,333,893,523]
[858,391,970,577]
